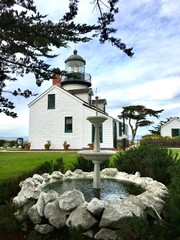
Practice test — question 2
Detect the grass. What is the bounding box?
[0,151,79,180]
[170,148,180,158]
[0,148,179,181]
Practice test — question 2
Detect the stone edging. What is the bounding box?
[13,168,168,239]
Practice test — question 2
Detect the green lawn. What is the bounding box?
[0,148,179,181]
[0,151,79,180]
[170,148,180,157]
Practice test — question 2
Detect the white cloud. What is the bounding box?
[1,0,180,138]
[159,0,180,18]
[0,109,29,137]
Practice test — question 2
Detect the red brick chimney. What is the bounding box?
[52,74,61,87]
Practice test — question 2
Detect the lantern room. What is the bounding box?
[61,50,91,89]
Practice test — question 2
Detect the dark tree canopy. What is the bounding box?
[0,0,134,118]
[118,105,164,143]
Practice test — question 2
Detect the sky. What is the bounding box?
[1,0,180,139]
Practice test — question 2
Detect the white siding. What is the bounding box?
[63,83,87,90]
[29,86,121,149]
[161,119,180,137]
[29,87,84,149]
[97,102,105,112]
[74,92,89,102]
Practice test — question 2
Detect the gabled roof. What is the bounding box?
[161,117,180,129]
[28,85,83,107]
[28,85,107,116]
[28,85,122,123]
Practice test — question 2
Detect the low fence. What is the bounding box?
[141,139,180,148]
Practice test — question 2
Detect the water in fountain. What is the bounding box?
[42,178,134,202]
[43,178,144,202]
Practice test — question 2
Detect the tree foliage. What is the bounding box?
[118,105,163,143]
[0,0,134,117]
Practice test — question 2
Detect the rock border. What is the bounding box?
[13,168,168,239]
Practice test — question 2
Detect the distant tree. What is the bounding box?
[0,0,133,118]
[149,117,180,135]
[118,105,163,144]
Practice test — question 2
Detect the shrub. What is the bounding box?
[173,135,180,140]
[141,136,180,148]
[52,158,65,173]
[0,158,65,204]
[72,155,109,172]
[116,216,167,240]
[27,230,41,240]
[71,155,94,172]
[0,139,6,147]
[142,134,163,139]
[113,143,178,185]
[0,203,21,234]
[165,160,180,239]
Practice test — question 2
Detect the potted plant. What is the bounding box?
[63,141,70,150]
[117,143,123,151]
[24,141,31,150]
[44,140,51,150]
[88,143,94,150]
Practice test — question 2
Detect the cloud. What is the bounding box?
[0,109,29,137]
[1,0,180,138]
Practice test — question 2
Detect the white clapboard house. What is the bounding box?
[28,50,128,150]
[161,117,180,137]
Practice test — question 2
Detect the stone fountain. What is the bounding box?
[12,96,168,238]
[78,96,115,196]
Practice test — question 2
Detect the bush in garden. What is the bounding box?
[116,215,167,240]
[0,139,6,147]
[72,155,109,172]
[165,160,180,239]
[113,143,178,185]
[0,203,21,234]
[0,158,65,204]
[141,135,180,148]
[142,134,163,139]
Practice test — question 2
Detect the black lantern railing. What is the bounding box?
[61,72,91,84]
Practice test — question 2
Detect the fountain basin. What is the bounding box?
[78,150,115,161]
[78,150,116,189]
[13,169,168,237]
[87,116,107,124]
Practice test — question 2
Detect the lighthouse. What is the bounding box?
[61,50,92,90]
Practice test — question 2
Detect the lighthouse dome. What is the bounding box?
[65,50,86,65]
[61,50,91,90]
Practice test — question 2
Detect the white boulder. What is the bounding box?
[66,204,98,230]
[99,200,144,228]
[87,198,104,216]
[58,189,85,211]
[28,204,41,224]
[94,228,118,240]
[44,200,67,228]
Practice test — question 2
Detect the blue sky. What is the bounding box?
[1,0,180,138]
